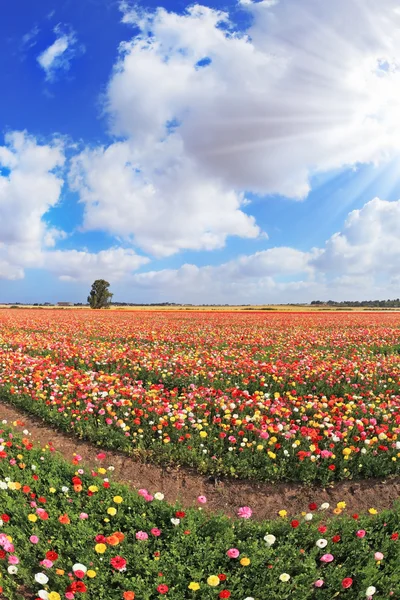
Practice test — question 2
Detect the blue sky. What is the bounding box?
[1,0,400,304]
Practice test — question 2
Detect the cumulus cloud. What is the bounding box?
[106,197,400,304]
[37,24,84,81]
[43,247,149,282]
[108,1,400,199]
[70,138,260,257]
[70,0,400,260]
[312,198,400,276]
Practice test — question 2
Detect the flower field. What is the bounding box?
[2,422,400,600]
[1,309,400,483]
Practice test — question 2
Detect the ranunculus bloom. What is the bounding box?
[110,556,127,571]
[226,548,240,559]
[157,584,168,594]
[374,552,384,561]
[151,528,161,537]
[197,496,207,504]
[342,578,353,589]
[314,580,324,588]
[136,531,148,541]
[356,530,366,538]
[237,506,252,519]
[320,554,334,563]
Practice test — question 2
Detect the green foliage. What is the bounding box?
[87,279,113,309]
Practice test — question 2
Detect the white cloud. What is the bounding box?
[312,198,400,276]
[70,138,260,257]
[105,0,400,201]
[70,0,400,260]
[42,247,149,282]
[37,25,84,81]
[105,197,400,304]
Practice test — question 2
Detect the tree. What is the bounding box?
[87,279,113,309]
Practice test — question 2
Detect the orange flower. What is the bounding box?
[106,535,120,546]
[74,484,83,493]
[114,532,125,542]
[58,514,70,525]
[123,593,135,600]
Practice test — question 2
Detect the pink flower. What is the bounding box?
[226,548,240,559]
[138,489,148,497]
[320,554,334,563]
[374,552,384,561]
[151,528,161,537]
[136,531,149,541]
[75,570,86,579]
[41,559,53,569]
[356,530,366,538]
[65,594,75,600]
[314,580,324,588]
[197,496,207,504]
[79,513,88,520]
[96,453,106,460]
[8,556,19,565]
[237,506,252,519]
[30,536,39,544]
[320,450,332,459]
[144,494,154,502]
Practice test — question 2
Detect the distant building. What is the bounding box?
[57,302,73,306]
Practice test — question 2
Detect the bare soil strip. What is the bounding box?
[1,401,400,520]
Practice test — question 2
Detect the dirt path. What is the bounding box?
[2,401,400,520]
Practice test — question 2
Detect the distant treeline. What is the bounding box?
[311,299,400,307]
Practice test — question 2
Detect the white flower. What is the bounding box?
[279,573,290,582]
[304,513,313,521]
[61,486,69,493]
[35,573,49,584]
[171,518,180,526]
[320,503,330,510]
[38,591,49,600]
[8,565,18,574]
[316,539,328,548]
[264,534,276,546]
[366,586,376,596]
[396,442,400,450]
[72,563,87,573]
[244,598,255,600]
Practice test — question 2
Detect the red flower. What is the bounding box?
[308,503,318,511]
[318,525,327,533]
[157,584,169,594]
[391,533,399,540]
[328,465,336,471]
[1,514,10,523]
[219,591,231,599]
[175,511,185,518]
[218,574,227,581]
[342,578,353,589]
[352,514,359,520]
[110,556,127,571]
[46,551,58,561]
[291,520,300,528]
[332,535,341,543]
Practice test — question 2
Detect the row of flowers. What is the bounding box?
[1,422,400,599]
[0,310,400,483]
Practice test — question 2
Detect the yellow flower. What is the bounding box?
[240,557,251,566]
[336,502,346,510]
[279,573,291,582]
[48,593,61,600]
[369,508,378,515]
[28,514,38,522]
[88,486,99,493]
[207,575,220,587]
[87,570,97,578]
[56,569,65,576]
[113,496,123,504]
[95,543,107,554]
[278,510,287,518]
[49,487,56,493]
[200,431,208,438]
[188,582,200,590]
[107,507,117,516]
[98,468,106,475]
